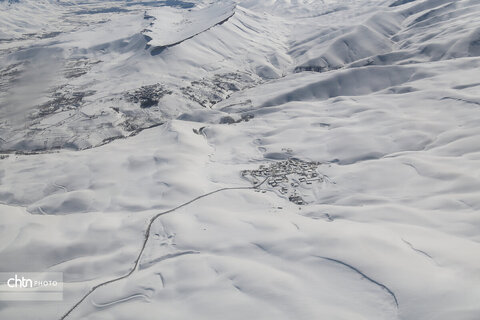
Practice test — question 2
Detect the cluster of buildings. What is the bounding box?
[242,158,325,205]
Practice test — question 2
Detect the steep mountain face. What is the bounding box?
[1,0,479,152]
[0,0,291,151]
[1,1,480,320]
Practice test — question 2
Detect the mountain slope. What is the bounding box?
[1,1,480,320]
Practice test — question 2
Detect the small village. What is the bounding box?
[242,158,327,205]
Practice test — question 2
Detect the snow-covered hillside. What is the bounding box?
[1,0,480,320]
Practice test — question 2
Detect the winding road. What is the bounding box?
[60,178,268,320]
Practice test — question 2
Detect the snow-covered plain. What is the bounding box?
[1,0,480,319]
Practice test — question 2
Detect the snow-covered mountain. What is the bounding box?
[1,0,479,319]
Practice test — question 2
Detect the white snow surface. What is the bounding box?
[144,2,236,47]
[1,0,480,320]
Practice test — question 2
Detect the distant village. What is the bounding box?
[242,158,327,205]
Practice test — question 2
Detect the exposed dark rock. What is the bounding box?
[125,84,172,108]
[34,88,96,118]
[219,116,235,124]
[64,58,101,79]
[219,113,254,125]
[181,72,258,108]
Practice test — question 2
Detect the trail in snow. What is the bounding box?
[316,256,399,308]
